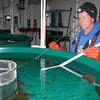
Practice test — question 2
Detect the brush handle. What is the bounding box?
[59,43,100,67]
[42,43,100,71]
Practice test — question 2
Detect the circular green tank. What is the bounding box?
[0,33,32,47]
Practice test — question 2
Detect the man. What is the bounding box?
[49,2,100,61]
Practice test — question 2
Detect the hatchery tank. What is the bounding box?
[0,47,100,99]
[0,33,32,47]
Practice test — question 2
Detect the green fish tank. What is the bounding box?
[0,47,100,100]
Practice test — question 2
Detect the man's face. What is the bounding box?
[78,11,94,30]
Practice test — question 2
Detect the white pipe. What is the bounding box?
[40,0,46,48]
[10,0,14,34]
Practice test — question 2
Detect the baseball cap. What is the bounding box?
[77,2,97,20]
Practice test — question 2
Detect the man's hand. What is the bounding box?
[84,46,100,61]
[49,41,64,50]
